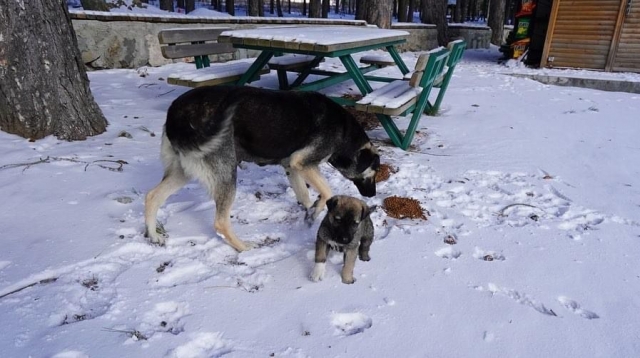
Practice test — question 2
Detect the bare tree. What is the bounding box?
[322,0,330,18]
[365,0,393,28]
[407,0,416,22]
[160,0,174,11]
[177,0,185,10]
[488,0,506,45]
[248,0,260,15]
[186,0,195,13]
[80,0,110,11]
[355,0,366,20]
[226,0,235,15]
[420,0,448,46]
[276,0,284,16]
[309,0,321,18]
[0,0,108,140]
[398,0,408,22]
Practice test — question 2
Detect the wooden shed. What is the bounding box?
[540,0,640,72]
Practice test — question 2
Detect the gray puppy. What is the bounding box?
[310,195,375,284]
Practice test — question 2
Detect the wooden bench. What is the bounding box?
[158,27,269,87]
[355,47,451,150]
[267,54,322,90]
[359,54,396,68]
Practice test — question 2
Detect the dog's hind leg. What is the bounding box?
[145,159,188,246]
[185,152,250,252]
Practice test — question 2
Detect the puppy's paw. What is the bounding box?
[310,262,326,282]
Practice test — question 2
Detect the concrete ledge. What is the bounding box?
[508,74,640,94]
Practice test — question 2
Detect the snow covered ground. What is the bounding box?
[1,47,639,358]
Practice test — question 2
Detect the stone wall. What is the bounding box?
[70,11,491,69]
[447,24,491,49]
[391,23,438,52]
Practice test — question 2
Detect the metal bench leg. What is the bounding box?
[430,67,455,115]
[236,51,273,86]
[277,70,290,90]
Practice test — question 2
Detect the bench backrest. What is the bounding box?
[158,27,235,68]
[446,39,467,68]
[409,47,450,88]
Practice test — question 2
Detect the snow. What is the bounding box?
[220,26,409,46]
[1,45,640,357]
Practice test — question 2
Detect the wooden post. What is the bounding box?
[605,0,630,71]
[540,0,562,68]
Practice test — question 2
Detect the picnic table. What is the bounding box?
[217,26,411,101]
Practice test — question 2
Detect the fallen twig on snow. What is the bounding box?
[496,203,544,218]
[0,277,58,299]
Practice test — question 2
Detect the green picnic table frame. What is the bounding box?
[218,27,411,105]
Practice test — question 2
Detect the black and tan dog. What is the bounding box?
[310,195,375,284]
[144,86,380,251]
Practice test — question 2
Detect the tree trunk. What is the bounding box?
[160,0,174,11]
[248,0,260,15]
[302,0,307,16]
[309,0,321,18]
[259,0,265,16]
[177,0,185,10]
[80,0,110,11]
[488,0,506,45]
[0,0,108,141]
[185,0,195,13]
[335,0,340,14]
[226,0,235,15]
[398,0,408,22]
[355,0,366,20]
[322,0,330,18]
[276,0,284,16]
[420,0,448,46]
[407,0,415,22]
[365,0,393,28]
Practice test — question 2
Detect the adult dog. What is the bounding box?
[145,86,380,251]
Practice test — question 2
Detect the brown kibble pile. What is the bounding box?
[342,94,380,130]
[375,163,398,183]
[382,196,428,220]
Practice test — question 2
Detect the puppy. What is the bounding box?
[310,195,374,284]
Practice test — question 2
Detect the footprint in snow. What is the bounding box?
[331,312,372,336]
[434,246,462,260]
[168,332,233,358]
[558,296,599,319]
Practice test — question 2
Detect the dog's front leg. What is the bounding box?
[284,167,313,209]
[310,239,328,282]
[341,248,358,284]
[297,167,332,225]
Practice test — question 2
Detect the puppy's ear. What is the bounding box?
[356,148,380,173]
[326,196,339,212]
[360,205,376,220]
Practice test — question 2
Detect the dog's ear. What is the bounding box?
[356,148,380,173]
[360,205,376,220]
[326,196,339,212]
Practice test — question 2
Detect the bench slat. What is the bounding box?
[161,42,235,59]
[167,62,269,88]
[158,27,230,44]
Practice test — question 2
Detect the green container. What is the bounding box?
[515,17,531,39]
